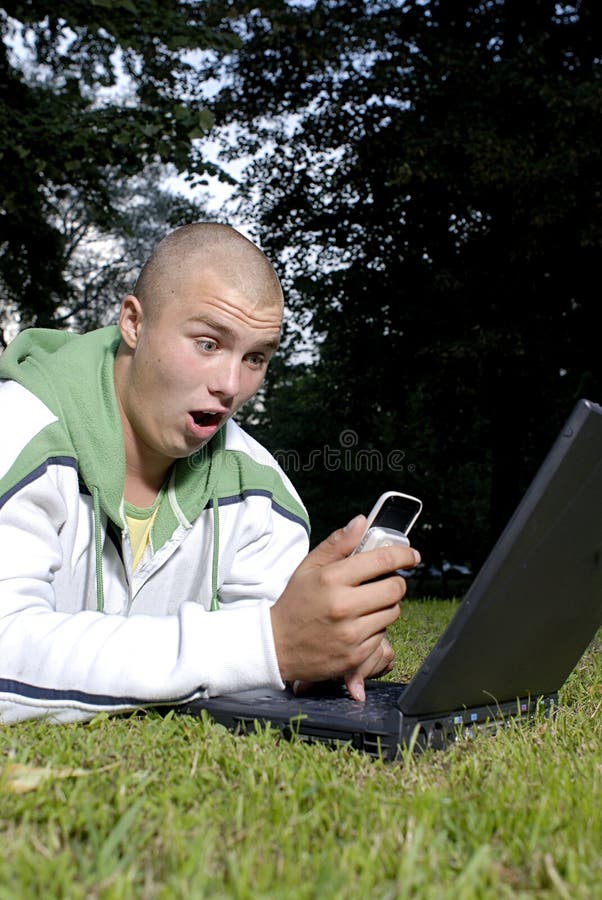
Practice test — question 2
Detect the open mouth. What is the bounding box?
[191,411,222,427]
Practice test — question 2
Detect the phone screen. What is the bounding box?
[373,493,422,535]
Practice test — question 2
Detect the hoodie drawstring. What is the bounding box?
[210,497,220,611]
[92,485,105,613]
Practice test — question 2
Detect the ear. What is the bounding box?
[119,295,144,350]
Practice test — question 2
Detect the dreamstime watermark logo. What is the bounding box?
[274,429,413,474]
[187,429,414,474]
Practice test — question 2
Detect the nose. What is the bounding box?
[208,355,241,401]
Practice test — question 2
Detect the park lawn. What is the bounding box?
[1,600,601,899]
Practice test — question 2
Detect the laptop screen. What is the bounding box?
[399,399,602,716]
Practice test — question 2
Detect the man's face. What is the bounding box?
[116,268,282,467]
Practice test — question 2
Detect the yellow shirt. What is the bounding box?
[125,501,160,571]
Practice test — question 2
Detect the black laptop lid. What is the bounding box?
[400,399,602,716]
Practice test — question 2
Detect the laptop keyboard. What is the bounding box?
[273,681,408,719]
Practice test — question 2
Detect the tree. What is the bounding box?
[47,168,210,332]
[214,0,602,565]
[0,0,238,327]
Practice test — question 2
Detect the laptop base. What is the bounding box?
[175,680,558,760]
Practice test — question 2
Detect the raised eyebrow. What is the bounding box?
[186,315,280,352]
[253,337,280,353]
[245,344,280,361]
[186,314,235,337]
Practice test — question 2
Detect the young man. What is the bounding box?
[0,223,419,723]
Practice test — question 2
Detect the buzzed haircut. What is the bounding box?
[134,223,283,315]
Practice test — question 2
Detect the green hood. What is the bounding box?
[0,326,226,538]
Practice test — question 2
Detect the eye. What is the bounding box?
[245,352,267,369]
[196,339,218,353]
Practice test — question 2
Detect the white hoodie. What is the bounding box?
[0,327,309,723]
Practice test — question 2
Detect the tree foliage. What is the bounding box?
[0,0,237,328]
[217,0,602,565]
[49,169,210,332]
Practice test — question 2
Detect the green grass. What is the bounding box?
[1,600,601,899]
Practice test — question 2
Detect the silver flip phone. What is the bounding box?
[351,491,422,554]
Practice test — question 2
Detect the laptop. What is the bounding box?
[175,398,602,759]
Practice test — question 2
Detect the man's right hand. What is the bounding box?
[269,514,421,687]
